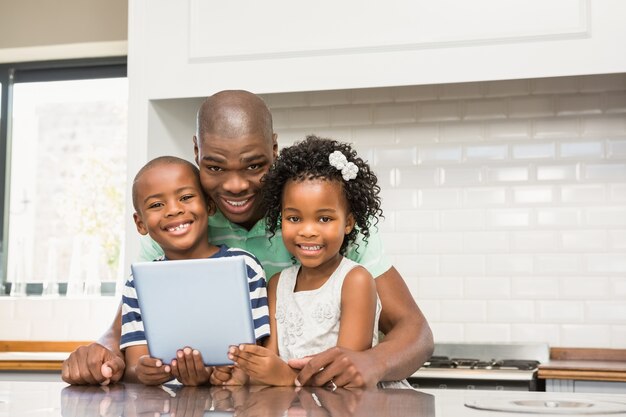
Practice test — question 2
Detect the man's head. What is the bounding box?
[193,90,278,230]
[132,156,215,260]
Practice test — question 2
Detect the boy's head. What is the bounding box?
[193,90,278,230]
[132,156,216,260]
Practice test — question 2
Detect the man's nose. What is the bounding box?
[222,173,249,194]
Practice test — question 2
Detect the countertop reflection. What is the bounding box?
[59,383,435,417]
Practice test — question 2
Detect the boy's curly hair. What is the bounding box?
[263,135,382,255]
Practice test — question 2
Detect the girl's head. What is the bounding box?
[263,135,382,257]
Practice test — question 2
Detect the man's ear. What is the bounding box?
[272,133,278,160]
[193,135,200,165]
[133,212,149,236]
[345,213,356,235]
[207,198,217,216]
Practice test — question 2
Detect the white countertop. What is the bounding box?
[1,381,626,417]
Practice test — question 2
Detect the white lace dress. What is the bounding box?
[275,257,411,389]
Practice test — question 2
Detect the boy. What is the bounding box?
[121,156,269,385]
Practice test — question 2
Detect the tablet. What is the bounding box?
[130,256,256,366]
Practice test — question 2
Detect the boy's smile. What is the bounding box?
[133,162,216,260]
[281,178,355,276]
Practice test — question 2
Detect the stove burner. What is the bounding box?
[423,356,540,371]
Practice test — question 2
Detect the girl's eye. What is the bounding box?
[319,216,332,223]
[180,194,194,201]
[286,216,300,223]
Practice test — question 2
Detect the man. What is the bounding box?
[62,90,433,387]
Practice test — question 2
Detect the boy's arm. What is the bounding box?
[61,305,125,385]
[336,266,377,351]
[294,266,433,387]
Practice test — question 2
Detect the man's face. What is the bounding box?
[194,132,278,230]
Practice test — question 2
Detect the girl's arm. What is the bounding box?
[337,266,378,351]
[124,345,172,385]
[228,273,298,386]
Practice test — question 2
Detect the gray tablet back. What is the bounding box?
[130,256,256,366]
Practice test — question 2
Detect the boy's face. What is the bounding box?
[280,178,355,273]
[194,132,278,230]
[133,163,214,260]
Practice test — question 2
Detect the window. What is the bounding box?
[0,58,127,296]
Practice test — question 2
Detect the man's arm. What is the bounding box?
[61,304,125,385]
[292,266,433,387]
[370,266,433,381]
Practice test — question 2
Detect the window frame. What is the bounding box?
[0,57,127,294]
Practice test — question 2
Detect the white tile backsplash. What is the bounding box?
[5,74,625,348]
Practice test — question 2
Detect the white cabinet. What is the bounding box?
[129,0,626,99]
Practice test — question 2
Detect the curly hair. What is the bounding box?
[263,135,382,255]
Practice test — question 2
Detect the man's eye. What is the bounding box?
[206,165,223,172]
[247,163,261,170]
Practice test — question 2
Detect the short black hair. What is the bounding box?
[132,156,201,213]
[262,135,382,255]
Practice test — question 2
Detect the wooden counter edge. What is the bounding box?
[538,347,626,382]
[0,341,91,372]
[0,361,63,372]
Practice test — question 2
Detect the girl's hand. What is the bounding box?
[170,347,213,386]
[229,344,296,386]
[210,365,249,385]
[135,355,172,386]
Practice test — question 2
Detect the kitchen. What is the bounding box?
[1,0,625,414]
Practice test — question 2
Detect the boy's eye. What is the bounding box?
[180,194,194,201]
[147,202,163,209]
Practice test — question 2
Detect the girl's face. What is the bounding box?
[281,178,355,272]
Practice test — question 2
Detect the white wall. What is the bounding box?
[145,74,626,348]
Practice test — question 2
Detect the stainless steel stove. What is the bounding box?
[408,343,549,391]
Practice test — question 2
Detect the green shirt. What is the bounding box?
[139,210,392,279]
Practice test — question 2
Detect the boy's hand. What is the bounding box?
[171,347,213,386]
[229,344,296,386]
[210,365,249,385]
[135,355,172,386]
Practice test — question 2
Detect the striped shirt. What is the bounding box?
[139,210,392,279]
[120,245,270,350]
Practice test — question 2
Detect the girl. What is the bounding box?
[214,135,409,388]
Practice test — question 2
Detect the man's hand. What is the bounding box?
[170,347,213,386]
[135,355,173,386]
[291,346,378,388]
[61,343,125,386]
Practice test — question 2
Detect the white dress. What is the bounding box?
[275,257,412,389]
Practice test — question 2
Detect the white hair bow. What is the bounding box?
[329,150,359,181]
